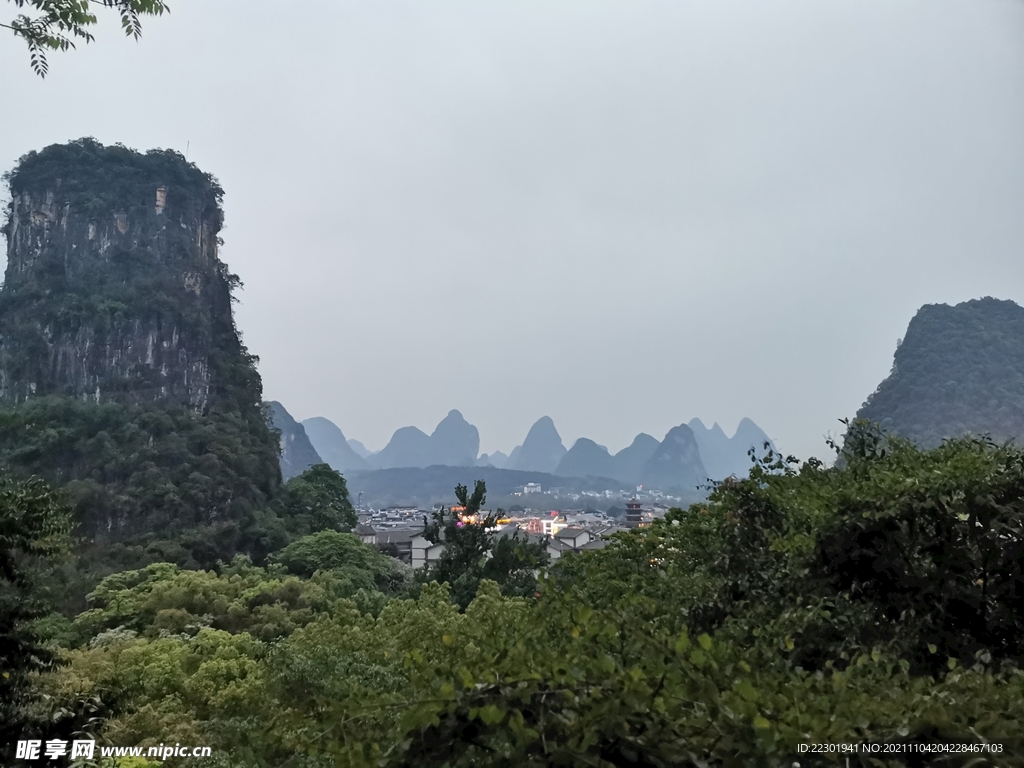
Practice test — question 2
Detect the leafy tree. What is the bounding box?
[421,481,548,608]
[282,463,357,534]
[815,434,1024,672]
[3,0,168,77]
[275,530,410,594]
[280,579,1024,766]
[70,557,364,643]
[0,473,71,746]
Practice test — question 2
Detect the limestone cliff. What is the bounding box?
[0,138,248,412]
[0,140,281,550]
[269,402,323,480]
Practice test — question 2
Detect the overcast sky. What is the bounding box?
[3,0,1024,460]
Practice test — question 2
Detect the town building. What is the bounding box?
[626,498,643,524]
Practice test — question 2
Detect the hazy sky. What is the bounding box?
[3,0,1024,460]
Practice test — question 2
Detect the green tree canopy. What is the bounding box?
[4,0,168,77]
[275,530,410,595]
[282,463,357,534]
[25,435,1024,765]
[0,473,71,745]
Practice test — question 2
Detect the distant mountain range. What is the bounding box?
[551,419,774,490]
[347,439,372,458]
[361,409,479,469]
[301,417,368,472]
[477,450,509,468]
[688,417,775,479]
[289,409,776,493]
[276,293,1024,493]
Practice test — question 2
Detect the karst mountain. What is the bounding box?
[855,297,1024,447]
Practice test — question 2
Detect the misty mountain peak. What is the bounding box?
[365,411,480,469]
[639,424,706,492]
[430,409,480,466]
[301,416,369,473]
[687,416,774,481]
[509,416,566,473]
[555,438,615,479]
[347,439,372,459]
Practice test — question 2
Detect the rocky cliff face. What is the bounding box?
[0,139,244,412]
[0,140,281,548]
[269,402,323,480]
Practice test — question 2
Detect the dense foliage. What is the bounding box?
[857,297,1024,448]
[0,474,71,747]
[11,436,1023,766]
[5,1,168,77]
[279,463,358,535]
[4,137,221,214]
[0,397,279,540]
[274,529,409,595]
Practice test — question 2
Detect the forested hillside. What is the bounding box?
[8,432,1024,765]
[0,140,285,578]
[857,297,1024,447]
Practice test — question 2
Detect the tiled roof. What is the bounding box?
[375,528,423,544]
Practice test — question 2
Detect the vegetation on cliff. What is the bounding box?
[0,474,71,747]
[0,142,372,628]
[856,297,1024,448]
[0,140,285,577]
